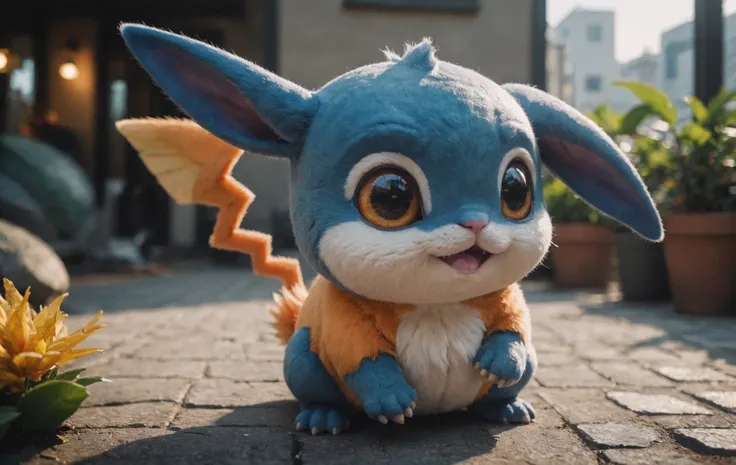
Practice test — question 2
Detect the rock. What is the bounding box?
[606,392,712,415]
[673,428,736,456]
[654,367,732,383]
[590,362,674,387]
[690,391,736,413]
[0,219,69,306]
[576,423,659,448]
[185,379,293,408]
[70,402,180,428]
[601,446,717,465]
[207,360,283,382]
[535,364,613,388]
[84,377,191,406]
[538,389,637,425]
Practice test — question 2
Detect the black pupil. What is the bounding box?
[370,173,413,220]
[501,167,529,211]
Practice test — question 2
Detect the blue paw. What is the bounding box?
[362,387,417,425]
[473,332,527,387]
[469,398,536,424]
[344,354,417,425]
[295,404,350,435]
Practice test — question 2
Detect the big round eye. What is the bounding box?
[501,160,533,221]
[356,167,422,229]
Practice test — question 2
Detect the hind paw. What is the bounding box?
[469,398,536,424]
[294,405,350,436]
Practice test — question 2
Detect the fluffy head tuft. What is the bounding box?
[384,38,438,72]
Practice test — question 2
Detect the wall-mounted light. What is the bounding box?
[0,49,9,74]
[59,39,80,80]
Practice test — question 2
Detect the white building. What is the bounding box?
[658,12,736,122]
[551,7,629,114]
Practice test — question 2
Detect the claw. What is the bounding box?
[331,427,341,435]
[295,422,306,432]
[311,426,322,436]
[392,414,405,424]
[487,373,500,384]
[378,415,388,424]
[479,369,488,377]
[474,362,481,370]
[410,401,416,409]
[404,407,413,418]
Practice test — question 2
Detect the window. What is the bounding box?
[343,0,479,12]
[585,75,602,92]
[587,25,602,42]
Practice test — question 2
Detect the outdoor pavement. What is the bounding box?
[3,260,736,464]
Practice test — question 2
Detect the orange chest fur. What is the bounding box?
[294,276,531,386]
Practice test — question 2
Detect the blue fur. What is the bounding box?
[120,24,664,289]
[473,331,528,384]
[284,328,351,433]
[120,24,317,158]
[504,84,663,241]
[469,342,538,423]
[343,354,417,420]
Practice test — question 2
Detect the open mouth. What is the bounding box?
[437,245,491,275]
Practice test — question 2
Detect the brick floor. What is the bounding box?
[3,265,736,464]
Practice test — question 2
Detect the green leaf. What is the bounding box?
[56,368,86,381]
[0,406,21,441]
[725,109,736,126]
[18,380,88,432]
[705,88,736,123]
[587,104,622,136]
[618,104,655,135]
[614,80,678,126]
[679,122,712,146]
[75,377,111,387]
[685,96,708,123]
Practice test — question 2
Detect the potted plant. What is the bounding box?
[614,82,736,316]
[587,103,671,301]
[543,176,615,289]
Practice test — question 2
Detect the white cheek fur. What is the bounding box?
[318,210,552,305]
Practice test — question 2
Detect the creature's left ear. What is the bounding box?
[120,23,317,159]
[503,83,663,241]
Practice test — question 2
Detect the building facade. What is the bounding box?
[551,8,629,113]
[1,0,541,252]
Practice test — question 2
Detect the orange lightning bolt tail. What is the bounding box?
[116,118,306,343]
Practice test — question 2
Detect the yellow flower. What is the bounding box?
[0,278,105,392]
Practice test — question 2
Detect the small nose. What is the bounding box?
[460,220,488,235]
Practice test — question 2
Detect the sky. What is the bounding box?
[548,0,736,62]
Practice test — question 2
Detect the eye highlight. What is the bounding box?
[356,167,422,229]
[500,159,533,221]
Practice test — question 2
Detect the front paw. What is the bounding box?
[344,354,418,425]
[473,332,527,387]
[362,385,417,425]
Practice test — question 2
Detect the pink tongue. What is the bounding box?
[445,253,481,274]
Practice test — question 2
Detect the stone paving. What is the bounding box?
[3,263,736,464]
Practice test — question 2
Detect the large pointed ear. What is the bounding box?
[503,83,663,241]
[120,23,317,158]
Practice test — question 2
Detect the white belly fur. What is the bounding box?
[396,303,486,415]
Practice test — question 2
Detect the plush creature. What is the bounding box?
[116,24,663,436]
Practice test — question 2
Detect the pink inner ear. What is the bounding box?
[539,138,642,206]
[152,42,281,141]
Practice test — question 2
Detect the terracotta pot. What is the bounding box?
[616,231,671,301]
[550,223,615,288]
[663,212,736,316]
